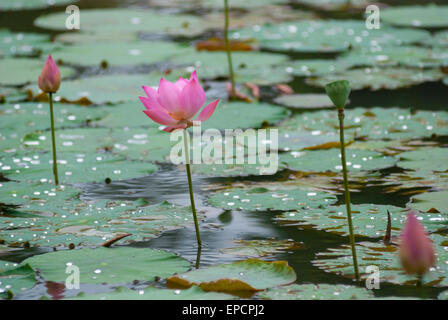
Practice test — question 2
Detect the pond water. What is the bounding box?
[1,0,448,300]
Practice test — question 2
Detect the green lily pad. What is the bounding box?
[0,152,158,184]
[24,247,190,285]
[220,239,304,258]
[54,31,139,45]
[0,263,36,298]
[425,30,448,48]
[69,285,235,300]
[280,149,397,173]
[0,87,28,103]
[92,101,158,128]
[0,0,77,11]
[382,5,448,29]
[276,204,447,238]
[0,102,107,134]
[167,259,296,293]
[0,181,79,206]
[151,0,289,9]
[51,41,190,67]
[35,8,208,37]
[282,59,353,77]
[208,187,337,211]
[274,94,334,109]
[258,283,374,300]
[232,20,429,53]
[439,290,448,300]
[0,58,75,86]
[293,0,370,12]
[313,234,448,287]
[0,30,50,58]
[398,148,448,172]
[306,67,444,91]
[171,50,290,85]
[409,191,448,214]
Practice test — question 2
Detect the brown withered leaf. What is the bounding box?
[196,37,254,52]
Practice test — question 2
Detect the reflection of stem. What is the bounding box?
[338,108,359,281]
[417,274,423,288]
[183,129,202,247]
[49,93,59,185]
[195,245,202,269]
[224,0,236,98]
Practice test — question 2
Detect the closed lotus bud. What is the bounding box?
[38,55,61,93]
[325,80,350,109]
[399,211,436,276]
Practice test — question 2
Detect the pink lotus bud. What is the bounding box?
[139,70,219,132]
[399,211,436,276]
[38,55,61,93]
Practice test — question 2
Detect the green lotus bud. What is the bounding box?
[325,80,351,109]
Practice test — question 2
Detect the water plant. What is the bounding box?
[325,80,359,281]
[38,54,61,185]
[223,0,236,98]
[139,71,219,246]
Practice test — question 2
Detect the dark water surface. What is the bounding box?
[2,0,448,300]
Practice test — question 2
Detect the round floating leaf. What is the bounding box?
[276,204,446,238]
[279,107,448,141]
[382,5,448,29]
[51,41,190,67]
[0,181,79,206]
[306,67,444,91]
[278,128,339,152]
[425,30,448,48]
[409,191,448,214]
[208,187,337,211]
[0,102,107,134]
[293,0,370,12]
[55,31,139,45]
[282,59,353,77]
[69,285,235,300]
[24,247,190,285]
[0,0,77,11]
[258,283,374,300]
[0,152,158,184]
[398,148,448,172]
[171,50,290,85]
[0,263,36,298]
[35,8,207,37]
[232,20,429,53]
[0,58,75,86]
[274,94,334,109]
[220,239,304,258]
[0,30,49,58]
[92,101,158,128]
[167,259,296,293]
[313,234,448,287]
[151,0,289,9]
[280,149,397,173]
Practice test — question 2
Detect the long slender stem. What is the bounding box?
[224,0,236,98]
[49,93,59,185]
[183,129,202,247]
[195,245,202,269]
[338,108,359,281]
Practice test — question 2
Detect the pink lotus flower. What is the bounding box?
[399,211,436,276]
[139,71,219,132]
[38,55,61,93]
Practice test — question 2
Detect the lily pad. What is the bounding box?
[151,0,289,9]
[0,262,36,298]
[282,59,354,77]
[220,239,304,258]
[0,152,158,184]
[382,5,448,29]
[208,187,337,211]
[0,30,49,58]
[276,204,447,238]
[398,148,448,172]
[258,283,374,300]
[280,149,397,173]
[167,259,296,293]
[54,31,139,45]
[51,41,190,67]
[409,191,448,214]
[293,0,371,12]
[274,94,334,109]
[232,20,429,53]
[35,8,208,38]
[24,247,190,285]
[0,0,77,11]
[0,58,75,86]
[306,67,444,91]
[313,234,448,287]
[425,30,448,48]
[69,285,235,300]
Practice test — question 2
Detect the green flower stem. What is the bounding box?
[224,0,236,98]
[337,108,359,281]
[49,93,59,185]
[183,129,202,247]
[195,245,202,269]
